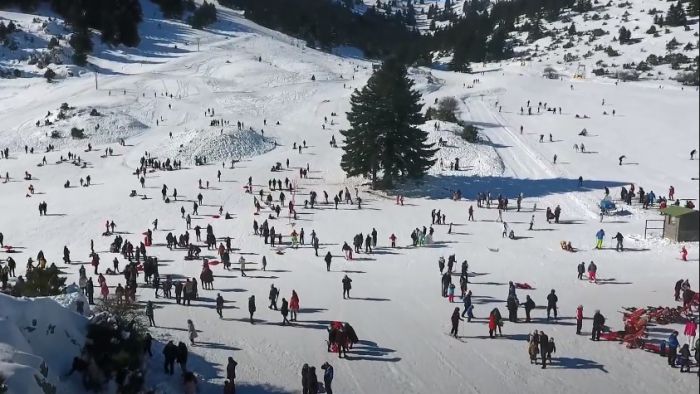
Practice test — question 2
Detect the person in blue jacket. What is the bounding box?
[595,229,605,249]
[321,362,334,394]
[667,331,680,367]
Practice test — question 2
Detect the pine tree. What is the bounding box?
[689,0,700,17]
[568,22,577,35]
[666,1,687,26]
[341,59,436,188]
[21,265,66,296]
[70,28,92,66]
[340,85,382,185]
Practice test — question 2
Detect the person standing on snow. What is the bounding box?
[146,301,155,327]
[613,232,624,251]
[248,295,256,324]
[522,295,535,322]
[667,331,680,367]
[587,261,598,283]
[187,319,197,344]
[595,229,605,249]
[321,362,334,394]
[324,252,332,271]
[450,307,464,337]
[546,289,558,320]
[342,275,352,299]
[290,290,300,321]
[216,293,224,318]
[538,331,549,369]
[592,310,605,341]
[577,262,585,280]
[576,305,584,335]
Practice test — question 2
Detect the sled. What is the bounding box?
[514,282,534,290]
[599,197,617,215]
[3,246,17,253]
[207,260,221,266]
[212,215,220,219]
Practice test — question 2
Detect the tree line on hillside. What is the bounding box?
[220,0,425,63]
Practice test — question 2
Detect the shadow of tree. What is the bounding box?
[394,175,627,200]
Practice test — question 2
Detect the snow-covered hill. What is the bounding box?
[516,0,699,84]
[0,1,698,394]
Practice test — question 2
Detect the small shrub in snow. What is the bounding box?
[71,127,85,139]
[50,130,61,139]
[457,123,480,143]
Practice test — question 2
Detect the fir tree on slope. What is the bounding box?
[341,59,436,188]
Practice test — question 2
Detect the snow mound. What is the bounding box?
[0,292,89,394]
[426,122,505,178]
[12,106,149,151]
[168,127,276,164]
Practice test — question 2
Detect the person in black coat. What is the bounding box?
[577,262,585,280]
[248,295,257,323]
[176,341,188,372]
[301,364,310,394]
[538,331,549,369]
[281,298,290,325]
[162,341,178,375]
[144,333,153,357]
[86,278,94,305]
[546,289,558,320]
[308,366,319,394]
[342,275,352,299]
[522,295,535,322]
[324,252,332,271]
[450,307,464,337]
[507,294,519,322]
[592,310,605,341]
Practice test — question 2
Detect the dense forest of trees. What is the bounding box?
[0,0,142,47]
[1,0,695,68]
[221,0,426,62]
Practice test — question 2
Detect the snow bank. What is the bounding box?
[0,292,89,394]
[166,127,276,164]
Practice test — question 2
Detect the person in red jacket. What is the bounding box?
[576,305,584,335]
[681,246,688,261]
[290,290,300,322]
[389,234,397,248]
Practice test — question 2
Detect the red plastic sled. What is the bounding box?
[515,282,534,290]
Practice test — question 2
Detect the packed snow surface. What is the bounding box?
[0,1,698,393]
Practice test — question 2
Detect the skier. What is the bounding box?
[613,232,624,251]
[595,229,605,249]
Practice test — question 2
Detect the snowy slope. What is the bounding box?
[0,291,89,394]
[514,0,700,83]
[0,1,699,394]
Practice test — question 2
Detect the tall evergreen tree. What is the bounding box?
[341,59,436,188]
